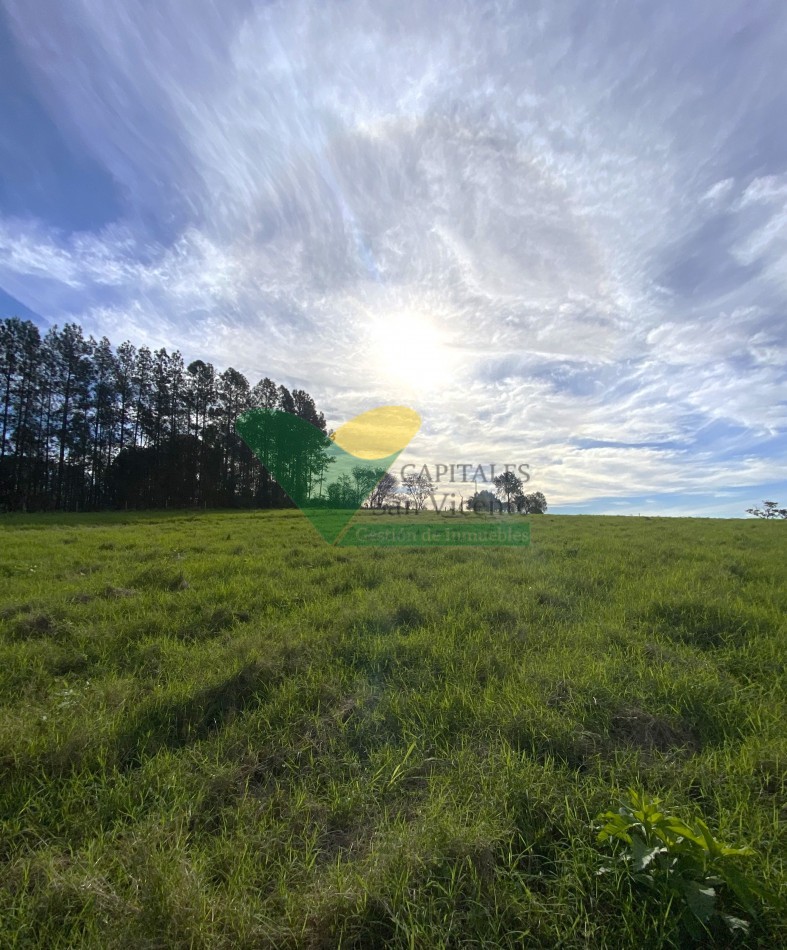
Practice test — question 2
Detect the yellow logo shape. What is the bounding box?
[332,406,421,459]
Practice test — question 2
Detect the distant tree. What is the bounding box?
[249,376,279,506]
[277,384,296,415]
[402,471,434,512]
[467,489,501,513]
[251,377,279,410]
[292,389,325,431]
[217,368,251,503]
[493,471,523,512]
[351,465,383,506]
[746,500,787,519]
[327,472,356,508]
[369,471,398,508]
[517,491,547,514]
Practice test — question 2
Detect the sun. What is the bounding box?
[367,311,456,392]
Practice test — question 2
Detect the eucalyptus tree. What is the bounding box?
[402,471,434,512]
[369,471,398,508]
[493,471,523,513]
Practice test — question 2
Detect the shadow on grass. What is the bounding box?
[5,645,309,780]
[115,651,304,769]
[645,600,765,649]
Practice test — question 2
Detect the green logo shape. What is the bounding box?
[236,406,420,544]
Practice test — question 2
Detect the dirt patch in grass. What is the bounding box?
[209,607,251,629]
[102,586,138,599]
[13,611,65,640]
[608,704,699,754]
[70,592,94,604]
[174,607,252,641]
[49,649,90,677]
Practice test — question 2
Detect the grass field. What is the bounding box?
[1,509,786,947]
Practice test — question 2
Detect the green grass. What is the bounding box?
[0,509,785,947]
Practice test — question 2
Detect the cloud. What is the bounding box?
[1,0,786,514]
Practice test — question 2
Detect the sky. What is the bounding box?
[0,0,785,516]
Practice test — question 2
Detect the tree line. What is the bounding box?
[465,472,547,514]
[0,317,326,512]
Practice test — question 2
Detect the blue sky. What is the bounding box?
[0,0,785,516]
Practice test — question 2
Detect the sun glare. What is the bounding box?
[368,312,456,392]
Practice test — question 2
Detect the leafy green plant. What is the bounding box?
[595,788,777,939]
